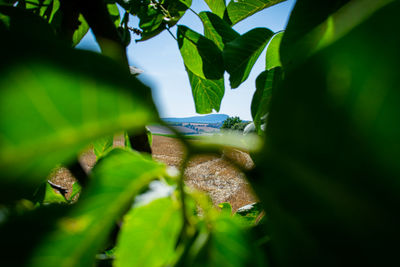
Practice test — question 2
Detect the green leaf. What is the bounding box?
[223,27,274,88]
[226,0,286,25]
[218,202,232,215]
[33,182,67,205]
[30,149,166,267]
[68,182,82,201]
[186,68,225,114]
[93,135,114,160]
[72,14,89,46]
[265,31,284,70]
[199,11,239,51]
[107,3,120,28]
[254,2,400,265]
[234,202,263,225]
[135,0,192,41]
[203,0,226,18]
[280,0,393,69]
[251,68,282,133]
[183,215,252,267]
[0,16,156,201]
[115,197,182,267]
[191,132,263,153]
[178,25,224,80]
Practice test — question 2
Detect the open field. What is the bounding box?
[51,135,256,212]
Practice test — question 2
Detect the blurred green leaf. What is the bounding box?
[265,31,284,70]
[218,202,232,215]
[115,197,182,267]
[251,67,282,133]
[254,2,400,266]
[191,132,263,153]
[0,205,71,266]
[223,28,274,88]
[93,135,114,160]
[187,67,225,114]
[225,0,286,25]
[203,0,226,18]
[72,15,89,46]
[30,149,166,267]
[199,11,239,51]
[234,202,263,225]
[0,9,157,202]
[280,0,393,69]
[183,216,252,267]
[178,25,224,80]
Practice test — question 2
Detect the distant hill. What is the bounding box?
[162,114,229,123]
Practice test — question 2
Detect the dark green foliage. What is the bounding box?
[221,116,242,129]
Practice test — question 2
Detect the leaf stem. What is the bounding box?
[166,26,177,41]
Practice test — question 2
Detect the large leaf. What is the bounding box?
[226,0,286,25]
[223,27,273,88]
[199,11,239,51]
[187,68,225,114]
[280,0,393,69]
[253,2,400,266]
[203,0,226,18]
[115,197,182,267]
[178,25,224,80]
[265,31,284,70]
[251,67,282,133]
[30,149,166,267]
[0,8,157,201]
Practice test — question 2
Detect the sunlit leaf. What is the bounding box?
[223,27,273,88]
[265,31,284,70]
[107,3,120,28]
[30,149,166,267]
[115,197,182,267]
[203,0,226,18]
[93,135,114,160]
[226,0,286,25]
[178,25,224,80]
[199,11,239,51]
[187,67,225,114]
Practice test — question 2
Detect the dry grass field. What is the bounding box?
[51,135,257,212]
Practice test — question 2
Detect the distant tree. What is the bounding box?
[221,116,242,129]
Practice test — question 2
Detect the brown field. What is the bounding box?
[51,135,256,212]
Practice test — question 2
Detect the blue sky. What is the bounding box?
[77,0,296,120]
